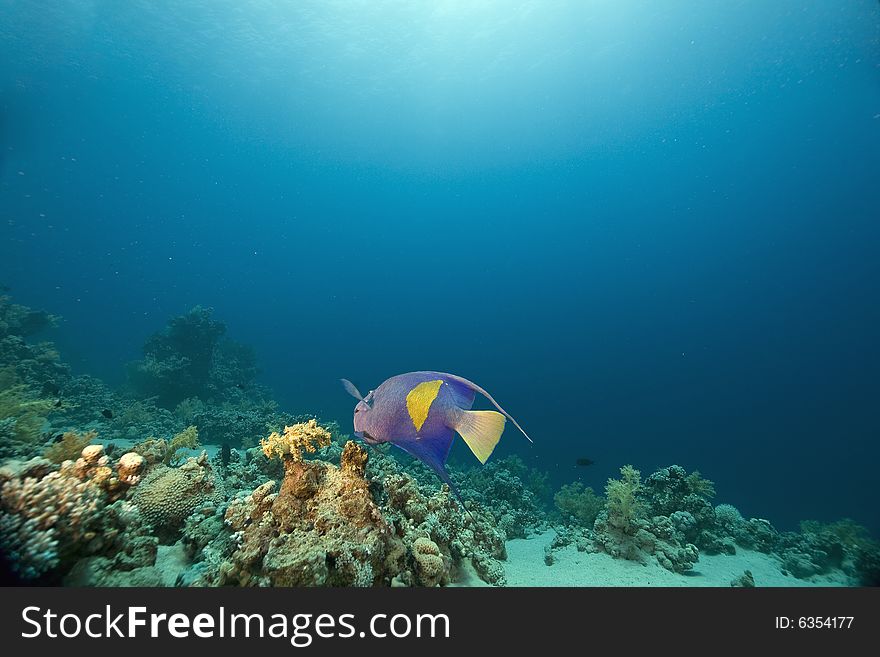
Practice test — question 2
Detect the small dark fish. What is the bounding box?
[220,442,231,467]
[105,443,116,456]
[101,409,113,419]
[53,399,62,407]
[235,383,244,389]
[576,458,595,467]
[42,381,60,396]
[53,433,65,443]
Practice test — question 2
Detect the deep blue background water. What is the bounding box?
[1,1,878,534]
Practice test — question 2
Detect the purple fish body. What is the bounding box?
[341,371,531,500]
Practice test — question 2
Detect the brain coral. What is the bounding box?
[412,537,447,586]
[131,453,223,541]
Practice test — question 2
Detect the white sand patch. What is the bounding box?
[155,542,191,587]
[502,531,854,587]
[450,558,492,587]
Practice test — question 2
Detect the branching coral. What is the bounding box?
[0,455,104,579]
[131,426,202,467]
[685,470,716,499]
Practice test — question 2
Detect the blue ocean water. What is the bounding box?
[1,0,878,535]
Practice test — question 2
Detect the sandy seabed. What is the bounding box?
[498,530,854,587]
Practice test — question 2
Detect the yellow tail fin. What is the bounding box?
[455,410,506,464]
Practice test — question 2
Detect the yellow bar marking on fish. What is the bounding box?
[406,379,444,432]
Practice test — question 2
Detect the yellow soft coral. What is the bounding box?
[261,419,331,462]
[0,366,57,448]
[605,464,644,531]
[164,425,200,465]
[44,430,98,464]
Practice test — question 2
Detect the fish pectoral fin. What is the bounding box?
[454,410,505,465]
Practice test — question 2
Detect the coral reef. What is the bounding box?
[0,294,58,339]
[554,481,604,527]
[216,437,395,586]
[381,471,507,586]
[126,306,262,410]
[0,294,68,390]
[48,374,118,430]
[641,465,727,554]
[774,519,880,585]
[127,306,227,408]
[130,425,203,468]
[0,368,57,459]
[43,430,98,464]
[0,445,150,581]
[176,396,284,448]
[163,425,201,465]
[183,422,508,587]
[106,398,180,443]
[592,465,699,573]
[2,294,878,589]
[454,455,544,540]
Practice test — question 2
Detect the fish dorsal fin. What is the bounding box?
[454,410,506,464]
[442,377,476,410]
[406,379,444,432]
[341,378,364,401]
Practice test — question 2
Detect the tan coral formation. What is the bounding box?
[412,537,447,586]
[260,419,331,462]
[131,452,224,541]
[220,438,397,586]
[70,444,142,500]
[43,430,97,464]
[117,452,145,484]
[0,451,156,580]
[209,421,507,587]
